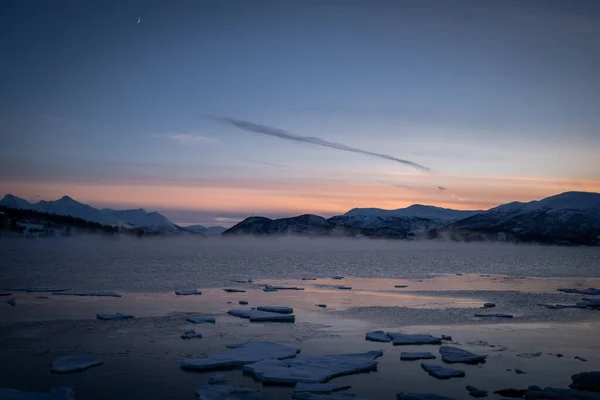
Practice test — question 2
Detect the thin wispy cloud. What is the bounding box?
[243,159,291,169]
[154,133,216,144]
[205,116,431,173]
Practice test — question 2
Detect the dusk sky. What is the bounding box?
[1,0,599,226]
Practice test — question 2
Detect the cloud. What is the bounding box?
[205,116,431,173]
[243,159,291,169]
[154,133,215,144]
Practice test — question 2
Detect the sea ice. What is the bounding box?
[337,286,352,290]
[331,276,344,280]
[294,383,351,393]
[264,285,304,291]
[263,287,278,292]
[302,278,317,281]
[54,291,120,297]
[12,286,71,293]
[243,350,383,384]
[187,316,216,324]
[223,289,246,293]
[474,313,513,318]
[227,309,295,322]
[182,329,203,339]
[52,354,104,373]
[6,298,15,307]
[401,352,436,361]
[580,298,600,309]
[570,371,600,392]
[526,387,600,400]
[387,332,442,345]
[395,285,409,288]
[421,363,465,379]
[397,394,457,400]
[256,306,293,314]
[365,330,392,342]
[483,303,496,308]
[557,288,600,296]
[466,386,488,398]
[439,346,486,364]
[0,291,11,296]
[180,341,299,371]
[208,374,228,384]
[233,279,253,283]
[0,387,74,400]
[196,384,271,400]
[441,335,452,341]
[96,313,133,320]
[239,301,249,305]
[316,304,327,308]
[175,289,202,295]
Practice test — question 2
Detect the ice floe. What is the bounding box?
[175,289,202,295]
[557,288,600,296]
[52,354,104,373]
[187,316,216,324]
[337,286,352,290]
[483,303,496,308]
[12,286,71,293]
[264,285,304,291]
[294,383,351,394]
[180,341,299,371]
[0,387,75,400]
[395,285,409,288]
[439,346,486,364]
[365,331,392,343]
[223,289,246,293]
[208,374,228,384]
[526,386,600,400]
[387,332,442,345]
[239,301,249,305]
[466,386,488,398]
[575,356,588,362]
[0,291,11,296]
[227,309,295,322]
[421,363,465,379]
[397,394,457,400]
[196,384,270,400]
[256,306,293,314]
[302,278,317,281]
[243,350,383,384]
[54,291,120,297]
[331,276,344,280]
[570,371,600,392]
[182,329,203,339]
[474,313,513,318]
[6,298,15,307]
[441,335,452,341]
[96,313,133,320]
[263,287,278,292]
[316,304,327,308]
[579,298,600,309]
[493,388,527,397]
[401,352,436,361]
[233,279,253,284]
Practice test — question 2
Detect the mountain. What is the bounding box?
[102,208,180,232]
[224,214,365,237]
[183,225,227,235]
[344,204,481,221]
[329,215,446,233]
[443,192,600,244]
[0,194,34,210]
[34,196,121,226]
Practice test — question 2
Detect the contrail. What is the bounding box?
[206,116,431,173]
[438,185,465,201]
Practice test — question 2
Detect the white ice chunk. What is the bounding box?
[187,316,216,324]
[0,387,74,400]
[180,341,299,371]
[365,330,392,343]
[208,374,228,385]
[397,393,457,400]
[294,383,351,393]
[182,329,203,339]
[401,352,436,361]
[474,313,513,318]
[12,286,71,293]
[96,313,133,320]
[243,350,383,384]
[223,288,246,293]
[256,306,293,314]
[439,346,486,364]
[196,384,271,400]
[54,291,121,297]
[421,363,465,379]
[175,289,202,295]
[387,332,442,345]
[52,354,104,373]
[227,309,295,322]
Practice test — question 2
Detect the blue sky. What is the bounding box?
[1,0,599,225]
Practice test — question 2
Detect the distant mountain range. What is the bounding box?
[0,194,226,235]
[224,192,600,245]
[2,191,600,244]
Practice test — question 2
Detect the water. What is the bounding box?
[1,237,599,292]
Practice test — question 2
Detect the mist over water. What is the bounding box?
[1,237,599,291]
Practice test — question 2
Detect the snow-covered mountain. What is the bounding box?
[183,225,227,235]
[224,215,364,237]
[0,194,183,233]
[344,204,481,221]
[329,215,446,233]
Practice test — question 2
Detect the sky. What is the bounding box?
[1,0,599,226]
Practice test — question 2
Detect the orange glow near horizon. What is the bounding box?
[3,173,600,217]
